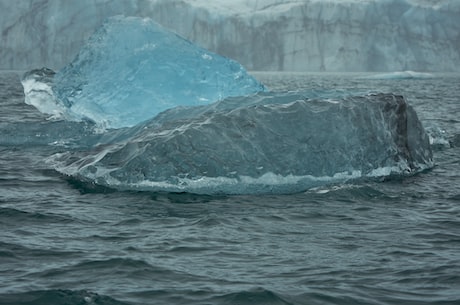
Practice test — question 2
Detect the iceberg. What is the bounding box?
[24,16,264,129]
[51,92,433,195]
[20,15,434,195]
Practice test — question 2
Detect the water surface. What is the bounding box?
[1,71,459,305]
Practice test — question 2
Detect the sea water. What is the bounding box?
[1,71,459,305]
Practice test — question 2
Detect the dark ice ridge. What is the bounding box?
[50,92,433,195]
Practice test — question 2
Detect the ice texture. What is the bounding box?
[52,92,433,195]
[45,16,263,129]
[22,68,63,119]
[2,0,460,72]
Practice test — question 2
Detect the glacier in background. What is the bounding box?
[2,0,460,72]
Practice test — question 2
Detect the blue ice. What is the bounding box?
[50,16,264,129]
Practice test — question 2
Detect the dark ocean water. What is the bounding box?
[1,71,460,305]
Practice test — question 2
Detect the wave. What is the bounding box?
[0,207,77,225]
[0,289,130,305]
[211,287,294,305]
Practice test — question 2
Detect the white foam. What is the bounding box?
[51,162,432,195]
[364,71,435,80]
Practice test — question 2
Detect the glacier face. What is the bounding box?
[51,92,433,195]
[2,0,460,72]
[23,16,264,129]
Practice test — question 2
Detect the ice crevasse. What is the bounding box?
[21,16,434,195]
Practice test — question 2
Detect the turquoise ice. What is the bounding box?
[51,16,264,128]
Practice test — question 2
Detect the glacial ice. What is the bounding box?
[51,92,433,195]
[2,0,460,72]
[42,16,264,129]
[19,15,435,195]
[22,68,70,120]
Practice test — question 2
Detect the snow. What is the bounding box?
[1,0,459,71]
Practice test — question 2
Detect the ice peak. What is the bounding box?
[25,16,265,129]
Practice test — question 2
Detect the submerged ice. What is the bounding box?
[24,16,264,129]
[52,92,433,195]
[20,16,434,195]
